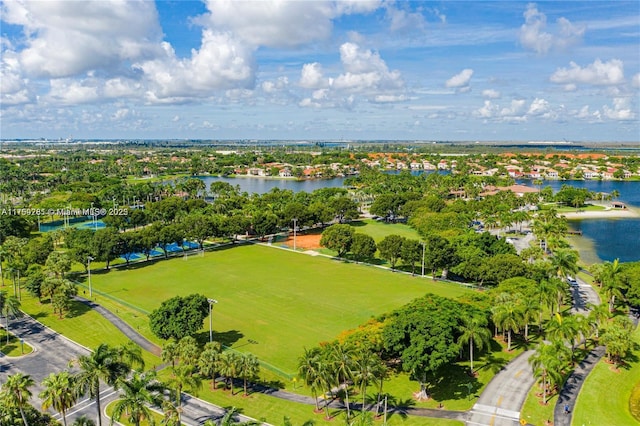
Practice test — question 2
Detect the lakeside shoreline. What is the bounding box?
[561,206,640,219]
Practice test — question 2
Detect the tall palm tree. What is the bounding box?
[1,373,35,426]
[492,299,523,351]
[520,297,541,341]
[550,248,579,281]
[111,371,165,426]
[457,316,492,375]
[353,347,381,412]
[198,341,222,390]
[587,302,611,339]
[298,347,325,413]
[529,340,570,405]
[331,343,355,419]
[39,371,78,426]
[238,353,260,396]
[602,258,624,313]
[178,336,200,367]
[167,364,202,422]
[117,341,145,372]
[218,351,240,395]
[546,313,580,357]
[161,400,181,426]
[1,290,22,344]
[162,341,180,370]
[71,416,95,426]
[73,344,130,426]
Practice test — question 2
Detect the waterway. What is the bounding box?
[519,179,640,263]
[199,175,640,263]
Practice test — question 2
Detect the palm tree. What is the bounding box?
[520,297,541,341]
[353,347,381,412]
[331,342,355,419]
[1,373,35,426]
[546,313,580,357]
[111,371,165,426]
[198,341,222,390]
[117,341,145,372]
[162,341,180,370]
[0,290,22,344]
[298,347,326,413]
[39,371,78,426]
[218,351,241,395]
[550,248,579,281]
[492,299,523,351]
[161,400,181,426]
[178,336,201,367]
[73,344,130,426]
[167,364,202,422]
[529,340,570,405]
[238,353,260,396]
[457,316,492,375]
[71,416,96,426]
[601,258,624,313]
[587,302,611,339]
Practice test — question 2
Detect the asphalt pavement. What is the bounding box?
[466,349,536,426]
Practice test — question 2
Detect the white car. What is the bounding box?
[567,276,578,286]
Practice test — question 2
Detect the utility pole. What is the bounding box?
[292,218,298,251]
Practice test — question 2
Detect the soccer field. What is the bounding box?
[91,243,470,373]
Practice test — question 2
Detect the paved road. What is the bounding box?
[0,313,267,425]
[466,349,536,426]
[570,274,601,315]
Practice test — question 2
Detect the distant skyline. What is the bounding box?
[1,1,639,142]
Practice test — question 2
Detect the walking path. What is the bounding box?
[552,346,606,426]
[73,296,162,356]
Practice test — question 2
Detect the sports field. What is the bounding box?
[90,243,470,374]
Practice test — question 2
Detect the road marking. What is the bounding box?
[514,369,523,378]
[496,395,503,407]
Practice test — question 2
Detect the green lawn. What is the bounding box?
[19,295,159,368]
[572,326,640,425]
[89,243,470,374]
[0,328,34,357]
[349,219,423,242]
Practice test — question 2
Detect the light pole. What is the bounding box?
[208,298,218,343]
[421,241,426,277]
[87,256,94,299]
[292,218,298,251]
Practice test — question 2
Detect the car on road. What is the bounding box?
[567,276,578,287]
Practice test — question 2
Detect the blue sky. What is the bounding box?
[1,1,638,142]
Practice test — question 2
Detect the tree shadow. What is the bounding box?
[430,363,481,402]
[67,299,93,318]
[193,329,244,347]
[476,353,509,375]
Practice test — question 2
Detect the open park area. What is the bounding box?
[88,242,470,375]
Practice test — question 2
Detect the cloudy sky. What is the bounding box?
[1,1,639,141]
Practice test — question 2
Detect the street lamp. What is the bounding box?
[208,298,218,343]
[292,218,298,251]
[421,241,426,277]
[87,256,94,299]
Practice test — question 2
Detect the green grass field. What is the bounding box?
[572,326,640,425]
[0,328,34,357]
[349,219,423,242]
[89,243,470,374]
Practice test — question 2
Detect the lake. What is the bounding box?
[200,175,639,263]
[198,175,347,194]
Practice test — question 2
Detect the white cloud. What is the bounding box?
[2,0,163,78]
[603,98,636,120]
[550,59,625,86]
[519,3,584,54]
[445,69,473,90]
[632,73,640,88]
[527,98,550,116]
[201,0,380,48]
[299,63,328,89]
[482,89,501,99]
[262,77,289,93]
[385,4,426,32]
[46,79,100,105]
[332,42,403,92]
[137,32,255,101]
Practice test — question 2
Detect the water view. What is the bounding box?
[198,175,347,194]
[527,179,640,263]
